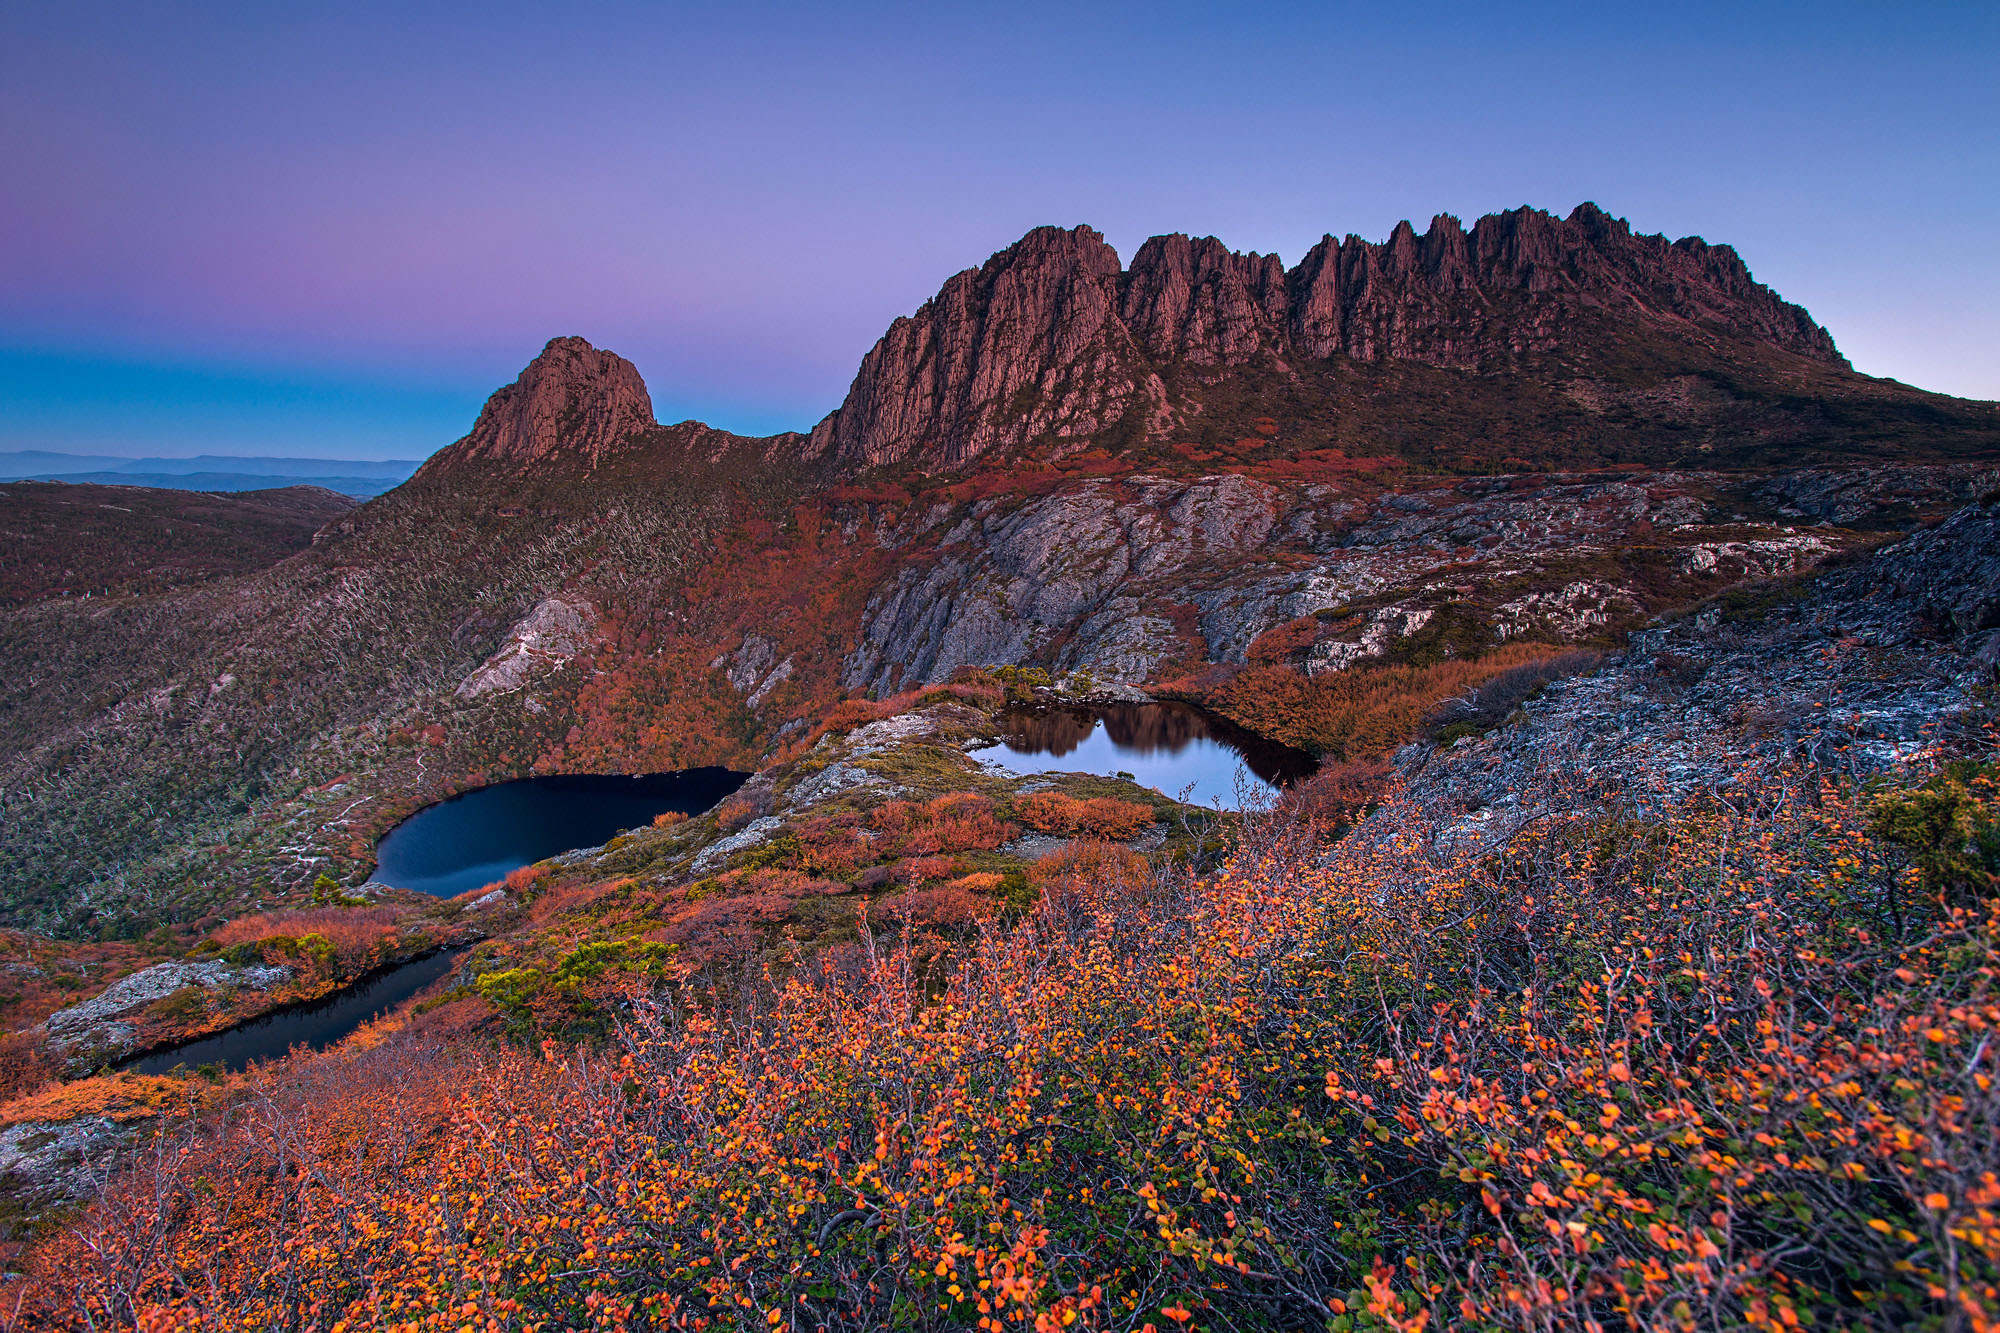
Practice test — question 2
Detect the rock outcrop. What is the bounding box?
[1390,499,2000,859]
[1286,204,1839,366]
[455,596,598,699]
[807,205,1861,471]
[420,336,657,473]
[42,959,292,1063]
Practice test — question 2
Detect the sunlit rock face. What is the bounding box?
[420,336,657,474]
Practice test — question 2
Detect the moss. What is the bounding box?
[855,743,1000,795]
[150,986,208,1023]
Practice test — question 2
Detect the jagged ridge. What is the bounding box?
[805,204,1876,470]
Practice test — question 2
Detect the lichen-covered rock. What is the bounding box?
[44,960,291,1060]
[0,1114,129,1209]
[689,816,786,875]
[1829,500,2000,640]
[456,596,596,698]
[840,469,1892,693]
[1388,502,1999,857]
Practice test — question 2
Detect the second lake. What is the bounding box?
[972,702,1316,809]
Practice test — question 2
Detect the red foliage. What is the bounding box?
[891,855,959,886]
[1245,614,1322,664]
[21,762,2000,1331]
[879,884,988,929]
[1278,756,1391,823]
[874,793,1012,857]
[1025,839,1152,908]
[207,907,401,971]
[1014,791,1155,840]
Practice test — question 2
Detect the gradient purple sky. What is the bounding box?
[3,1,1996,460]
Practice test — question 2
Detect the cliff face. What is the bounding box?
[419,336,657,475]
[1285,204,1840,365]
[807,204,1854,470]
[805,227,1165,471]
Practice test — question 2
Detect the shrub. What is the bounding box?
[878,885,987,929]
[502,864,547,893]
[891,855,958,886]
[33,761,2000,1333]
[1278,756,1391,823]
[1869,760,2000,898]
[208,907,398,973]
[150,986,209,1023]
[1014,791,1155,839]
[1424,647,1604,739]
[0,1030,57,1106]
[1192,641,1583,759]
[713,796,759,833]
[866,794,1014,859]
[1025,839,1151,909]
[650,810,687,829]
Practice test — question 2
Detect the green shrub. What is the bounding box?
[1869,760,2000,898]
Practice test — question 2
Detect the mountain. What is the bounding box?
[414,336,657,473]
[413,335,806,480]
[806,204,1999,472]
[1,204,1996,942]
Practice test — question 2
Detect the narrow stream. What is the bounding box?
[121,948,465,1076]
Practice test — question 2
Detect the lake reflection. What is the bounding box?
[974,702,1315,810]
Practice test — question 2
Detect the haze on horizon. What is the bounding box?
[3,0,1995,462]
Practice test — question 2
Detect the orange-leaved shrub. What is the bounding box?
[22,759,2000,1333]
[1276,756,1391,824]
[1013,791,1155,839]
[206,906,400,973]
[1192,639,1579,759]
[1026,839,1152,912]
[873,793,1014,856]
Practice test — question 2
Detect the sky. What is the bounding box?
[2,1,1996,461]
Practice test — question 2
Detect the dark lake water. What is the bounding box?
[373,768,748,897]
[122,948,465,1076]
[972,702,1317,809]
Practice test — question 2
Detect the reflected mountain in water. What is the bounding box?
[978,702,1316,810]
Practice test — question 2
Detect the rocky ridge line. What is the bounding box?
[807,204,1848,469]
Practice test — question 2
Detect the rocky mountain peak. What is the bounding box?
[808,204,1853,471]
[425,336,657,474]
[805,225,1148,470]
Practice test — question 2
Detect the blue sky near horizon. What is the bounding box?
[2,1,1996,462]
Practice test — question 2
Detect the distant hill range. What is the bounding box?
[0,480,355,605]
[0,451,423,497]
